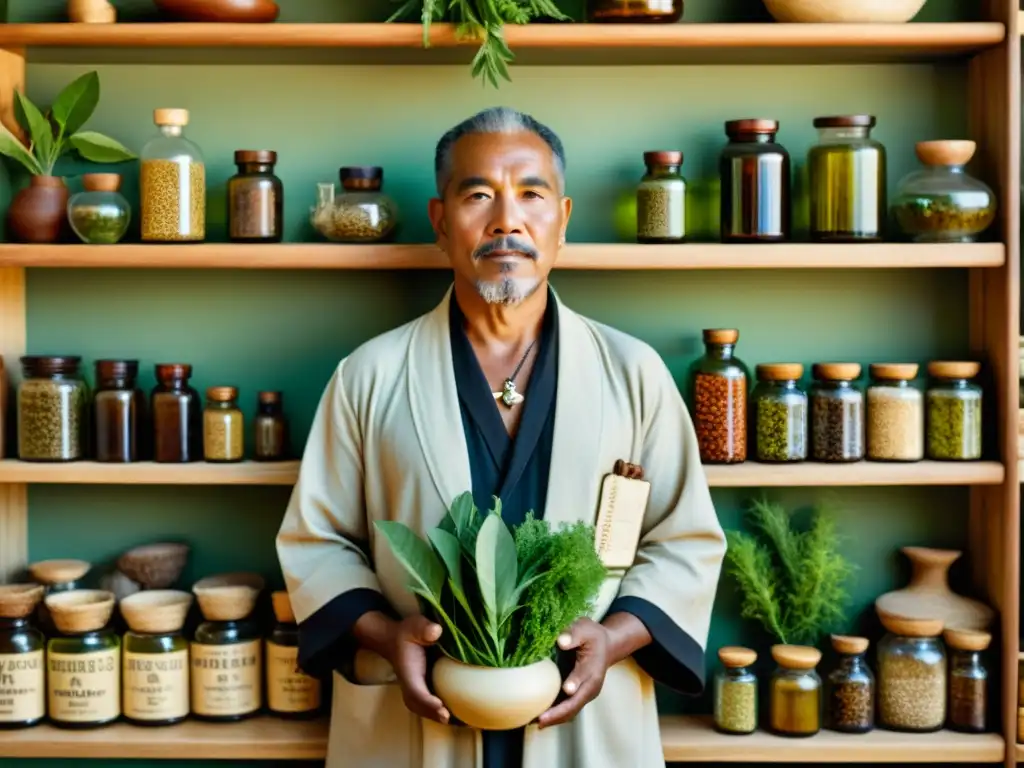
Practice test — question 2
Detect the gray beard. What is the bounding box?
[474,277,541,306]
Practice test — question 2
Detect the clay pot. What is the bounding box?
[6,176,69,244]
[432,657,562,730]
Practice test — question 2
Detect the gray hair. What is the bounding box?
[434,107,566,197]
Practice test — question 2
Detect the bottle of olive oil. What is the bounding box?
[121,590,192,726]
[0,584,46,729]
[266,591,322,719]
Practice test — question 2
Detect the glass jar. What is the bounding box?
[586,0,681,22]
[254,391,289,461]
[713,645,757,735]
[866,363,923,462]
[151,363,201,463]
[17,355,87,462]
[720,119,791,243]
[877,618,946,732]
[310,166,398,243]
[769,644,821,737]
[266,591,322,719]
[0,585,46,729]
[808,115,886,242]
[688,329,748,464]
[636,150,686,243]
[893,141,996,243]
[825,635,874,733]
[67,173,131,245]
[140,108,205,243]
[94,359,145,463]
[228,150,283,243]
[926,361,982,461]
[192,617,263,722]
[752,363,807,463]
[204,386,244,463]
[944,628,989,733]
[809,363,864,463]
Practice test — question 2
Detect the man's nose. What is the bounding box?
[488,195,525,235]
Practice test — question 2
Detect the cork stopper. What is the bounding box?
[771,644,821,670]
[830,634,869,655]
[81,173,122,193]
[643,150,683,167]
[0,583,45,619]
[272,590,296,624]
[718,645,757,668]
[120,590,193,635]
[756,363,804,382]
[193,572,264,622]
[206,386,239,403]
[869,363,919,381]
[703,329,739,345]
[154,108,189,127]
[878,610,943,638]
[812,363,862,382]
[45,589,116,634]
[943,628,991,652]
[915,140,976,167]
[28,558,90,586]
[927,361,980,380]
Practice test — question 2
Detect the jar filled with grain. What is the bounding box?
[720,119,791,243]
[769,644,821,737]
[204,386,244,463]
[254,391,289,461]
[687,329,748,464]
[309,167,398,243]
[228,150,283,243]
[810,363,864,463]
[636,150,686,243]
[94,359,145,463]
[151,363,202,463]
[877,614,946,732]
[752,363,807,463]
[926,361,982,461]
[866,363,924,462]
[825,635,874,733]
[17,355,87,462]
[944,628,989,733]
[713,646,757,735]
[140,108,205,242]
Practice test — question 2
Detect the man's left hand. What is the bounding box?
[536,618,610,729]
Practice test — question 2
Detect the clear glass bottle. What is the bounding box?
[67,173,131,245]
[636,150,686,243]
[893,141,996,243]
[94,359,145,463]
[140,108,205,243]
[713,646,757,735]
[0,584,46,729]
[877,618,946,732]
[866,363,924,462]
[204,386,244,463]
[228,150,283,243]
[925,361,982,461]
[809,363,864,463]
[266,591,322,719]
[808,115,887,242]
[17,355,87,462]
[151,363,202,463]
[752,363,807,463]
[769,644,821,737]
[720,119,791,243]
[687,329,749,464]
[254,391,289,461]
[586,0,681,21]
[944,628,989,733]
[310,166,398,243]
[825,635,874,733]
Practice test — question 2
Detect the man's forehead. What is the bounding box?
[449,131,557,177]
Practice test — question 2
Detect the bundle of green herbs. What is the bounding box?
[376,492,606,667]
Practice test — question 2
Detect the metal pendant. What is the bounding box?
[493,378,525,408]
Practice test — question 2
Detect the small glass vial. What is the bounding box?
[877,616,946,732]
[713,646,757,735]
[67,173,131,245]
[636,150,686,243]
[266,591,322,719]
[151,363,202,463]
[945,628,989,733]
[866,363,924,462]
[809,363,864,463]
[0,584,46,729]
[94,359,145,463]
[254,391,289,461]
[720,119,791,243]
[204,386,244,463]
[228,150,283,243]
[45,590,121,729]
[687,329,749,464]
[586,0,681,22]
[17,355,87,462]
[140,108,205,243]
[826,635,874,733]
[769,644,821,737]
[926,361,982,461]
[752,363,807,463]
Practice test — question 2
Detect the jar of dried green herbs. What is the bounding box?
[769,644,821,737]
[877,615,946,732]
[825,635,874,733]
[752,363,807,463]
[925,361,982,461]
[636,150,686,243]
[713,646,757,735]
[944,628,989,733]
[17,355,88,462]
[809,363,864,463]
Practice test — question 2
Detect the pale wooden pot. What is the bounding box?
[432,657,562,731]
[763,0,926,23]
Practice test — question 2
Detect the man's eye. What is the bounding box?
[523,190,543,199]
[468,192,490,200]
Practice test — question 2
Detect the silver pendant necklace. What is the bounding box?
[492,339,537,408]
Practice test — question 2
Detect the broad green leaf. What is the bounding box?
[14,92,52,172]
[428,528,465,595]
[475,515,518,630]
[69,131,136,163]
[51,71,100,136]
[0,123,42,175]
[448,491,475,535]
[374,520,444,602]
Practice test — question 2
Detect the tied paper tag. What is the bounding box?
[594,460,651,570]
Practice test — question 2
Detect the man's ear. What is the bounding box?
[559,195,573,244]
[428,197,449,252]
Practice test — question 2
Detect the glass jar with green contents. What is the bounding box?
[688,329,749,465]
[17,355,88,462]
[636,150,686,243]
[752,363,807,462]
[120,590,193,726]
[925,361,982,461]
[67,173,131,244]
[204,386,244,463]
[825,635,874,733]
[944,628,989,733]
[809,115,886,242]
[769,644,821,737]
[866,363,923,462]
[45,590,121,729]
[266,591,322,719]
[713,646,757,735]
[0,584,46,729]
[809,363,864,463]
[877,614,946,732]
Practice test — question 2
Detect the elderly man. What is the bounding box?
[276,107,726,768]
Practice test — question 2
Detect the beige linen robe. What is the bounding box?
[276,286,726,768]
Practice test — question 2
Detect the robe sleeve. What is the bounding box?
[606,353,726,695]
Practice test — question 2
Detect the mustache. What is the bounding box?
[473,236,538,261]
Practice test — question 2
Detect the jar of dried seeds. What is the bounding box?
[752,363,807,463]
[810,363,864,463]
[826,635,874,733]
[926,361,982,461]
[877,615,946,732]
[713,646,757,735]
[17,356,87,462]
[636,150,686,243]
[204,386,244,463]
[769,645,821,737]
[688,329,749,464]
[309,167,398,243]
[866,363,923,461]
[945,628,989,733]
[140,108,205,242]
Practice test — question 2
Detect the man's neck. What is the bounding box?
[453,279,548,348]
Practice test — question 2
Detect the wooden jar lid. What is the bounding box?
[831,634,869,655]
[927,361,981,380]
[869,363,919,381]
[45,589,116,634]
[771,644,821,670]
[82,173,122,193]
[0,583,44,619]
[718,645,757,668]
[756,363,804,381]
[703,329,739,345]
[120,590,193,634]
[813,363,862,381]
[193,572,264,622]
[29,558,90,585]
[943,628,991,651]
[878,609,943,638]
[915,140,976,167]
[272,590,295,624]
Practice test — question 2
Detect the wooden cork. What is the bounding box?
[771,644,821,670]
[718,645,757,668]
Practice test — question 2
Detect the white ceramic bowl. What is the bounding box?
[763,0,927,23]
[432,657,562,731]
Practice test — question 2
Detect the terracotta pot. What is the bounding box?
[432,657,562,730]
[6,176,69,244]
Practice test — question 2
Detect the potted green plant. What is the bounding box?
[375,492,607,730]
[0,71,135,243]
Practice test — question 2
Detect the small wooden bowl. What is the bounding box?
[29,559,90,586]
[117,542,189,589]
[764,0,925,23]
[193,572,264,622]
[45,589,116,634]
[0,583,45,619]
[154,0,280,22]
[120,590,193,635]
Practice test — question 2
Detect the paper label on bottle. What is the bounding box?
[48,648,121,723]
[266,641,321,713]
[124,649,189,721]
[191,640,261,717]
[0,650,45,723]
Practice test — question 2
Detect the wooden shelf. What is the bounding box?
[0,459,1004,487]
[0,243,1005,271]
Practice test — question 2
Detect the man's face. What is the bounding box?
[429,131,572,306]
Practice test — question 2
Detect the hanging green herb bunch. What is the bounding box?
[375,491,607,667]
[724,495,855,646]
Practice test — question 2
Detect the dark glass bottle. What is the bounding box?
[587,0,681,22]
[254,391,289,461]
[94,359,146,463]
[0,585,46,729]
[191,617,263,722]
[151,363,201,463]
[720,119,791,243]
[945,628,989,733]
[687,329,749,464]
[227,150,283,243]
[266,591,322,719]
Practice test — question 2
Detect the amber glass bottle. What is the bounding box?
[254,391,289,461]
[266,591,322,719]
[94,359,146,462]
[151,363,202,463]
[227,150,283,243]
[0,585,46,729]
[587,0,681,22]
